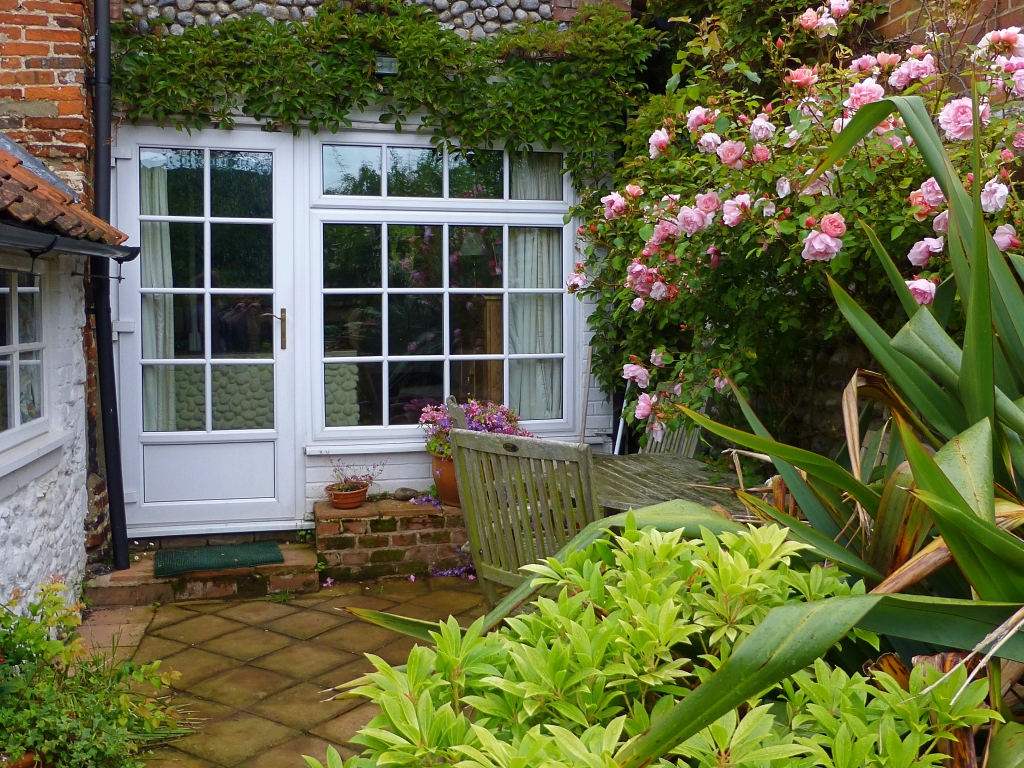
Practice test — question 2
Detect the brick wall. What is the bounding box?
[0,0,93,198]
[874,0,1024,43]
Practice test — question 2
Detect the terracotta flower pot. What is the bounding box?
[431,453,460,507]
[3,754,41,768]
[326,482,369,509]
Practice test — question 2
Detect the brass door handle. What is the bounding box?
[262,308,287,350]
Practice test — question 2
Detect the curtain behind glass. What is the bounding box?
[508,227,561,420]
[510,153,561,200]
[140,161,176,431]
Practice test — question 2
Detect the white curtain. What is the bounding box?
[508,226,562,420]
[140,158,176,431]
[510,152,561,200]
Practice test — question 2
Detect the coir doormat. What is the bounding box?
[154,541,284,577]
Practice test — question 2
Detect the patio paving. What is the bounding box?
[79,577,487,767]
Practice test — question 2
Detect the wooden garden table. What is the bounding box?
[592,453,743,514]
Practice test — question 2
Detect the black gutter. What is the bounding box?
[0,222,139,263]
[93,0,130,572]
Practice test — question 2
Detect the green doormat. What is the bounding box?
[154,541,284,577]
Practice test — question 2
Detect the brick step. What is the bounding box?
[84,543,320,607]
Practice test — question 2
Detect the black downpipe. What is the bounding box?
[93,0,129,571]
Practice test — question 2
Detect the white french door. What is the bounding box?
[115,127,298,535]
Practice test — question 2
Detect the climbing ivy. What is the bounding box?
[112,1,660,189]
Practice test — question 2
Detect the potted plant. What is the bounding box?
[325,460,386,510]
[418,400,533,507]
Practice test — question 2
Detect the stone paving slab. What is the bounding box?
[78,575,483,767]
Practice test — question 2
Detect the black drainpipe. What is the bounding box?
[92,0,130,571]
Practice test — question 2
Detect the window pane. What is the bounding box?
[509,295,562,354]
[450,360,502,404]
[509,358,562,419]
[141,222,203,288]
[0,272,9,347]
[144,364,206,431]
[324,295,381,356]
[212,295,273,358]
[211,223,273,289]
[323,145,382,196]
[387,148,442,197]
[325,362,382,426]
[388,225,442,288]
[142,294,204,359]
[510,152,562,201]
[211,150,273,219]
[16,273,39,344]
[324,224,381,289]
[212,364,274,430]
[0,355,9,431]
[18,349,41,424]
[449,226,502,288]
[140,148,203,216]
[451,294,503,355]
[389,360,443,424]
[509,227,562,288]
[449,150,502,199]
[389,295,442,356]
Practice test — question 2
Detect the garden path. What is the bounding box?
[79,577,487,768]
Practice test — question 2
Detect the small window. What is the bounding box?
[0,270,44,435]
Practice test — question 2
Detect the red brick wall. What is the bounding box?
[874,0,1024,43]
[0,0,93,199]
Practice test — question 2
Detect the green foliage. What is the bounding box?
[112,1,659,187]
[311,522,1005,768]
[0,584,187,768]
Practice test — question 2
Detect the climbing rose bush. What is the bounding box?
[570,2,1024,444]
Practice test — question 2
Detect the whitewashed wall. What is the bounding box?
[0,257,89,604]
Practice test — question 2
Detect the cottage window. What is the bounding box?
[0,269,43,438]
[318,144,568,428]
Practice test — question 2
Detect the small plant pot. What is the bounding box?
[431,453,460,508]
[3,754,41,768]
[326,482,370,509]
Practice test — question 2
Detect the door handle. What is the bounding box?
[262,308,287,350]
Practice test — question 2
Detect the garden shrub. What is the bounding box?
[571,2,1023,446]
[313,521,996,766]
[0,583,185,768]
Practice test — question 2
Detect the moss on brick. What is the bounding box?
[370,548,406,563]
[318,535,356,551]
[418,530,452,544]
[354,562,399,579]
[358,534,390,548]
[370,516,398,532]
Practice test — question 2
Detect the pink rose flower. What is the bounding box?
[750,114,776,141]
[759,200,777,217]
[706,245,721,269]
[802,170,834,196]
[798,8,818,30]
[933,210,949,233]
[1013,70,1024,97]
[686,106,715,132]
[981,178,1010,212]
[876,52,902,68]
[566,272,588,292]
[677,205,712,236]
[907,237,944,266]
[648,420,665,442]
[776,177,792,198]
[845,77,885,108]
[649,128,671,158]
[695,190,722,213]
[938,97,991,140]
[716,140,746,169]
[625,183,644,198]
[1002,148,1016,162]
[631,297,646,312]
[1015,131,1024,150]
[906,278,937,305]
[907,189,937,221]
[785,66,818,88]
[994,224,1020,251]
[850,54,877,73]
[752,144,772,163]
[978,27,1024,58]
[722,194,752,226]
[919,177,945,206]
[648,218,680,246]
[601,191,627,219]
[649,281,668,301]
[820,212,847,237]
[801,230,844,261]
[650,350,665,367]
[634,393,654,419]
[830,0,849,17]
[698,131,722,154]
[816,12,838,36]
[714,376,729,392]
[832,115,852,134]
[623,363,650,389]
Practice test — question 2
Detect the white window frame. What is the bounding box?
[0,253,52,456]
[307,129,580,448]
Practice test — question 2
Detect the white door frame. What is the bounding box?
[114,125,302,536]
